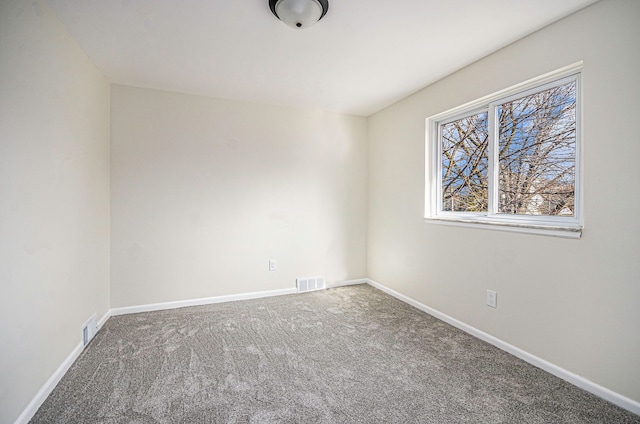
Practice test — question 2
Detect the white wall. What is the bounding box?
[367,0,640,404]
[110,85,367,308]
[0,0,111,422]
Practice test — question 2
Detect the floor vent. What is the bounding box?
[82,314,97,347]
[296,276,326,293]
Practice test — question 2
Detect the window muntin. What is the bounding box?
[426,65,582,237]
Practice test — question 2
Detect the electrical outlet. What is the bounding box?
[268,259,277,271]
[486,290,497,308]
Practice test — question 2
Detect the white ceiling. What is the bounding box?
[46,0,598,116]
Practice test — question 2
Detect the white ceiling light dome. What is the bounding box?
[269,0,329,29]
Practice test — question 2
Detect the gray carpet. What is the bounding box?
[31,284,639,423]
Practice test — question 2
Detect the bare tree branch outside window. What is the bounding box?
[441,112,488,212]
[439,81,576,217]
[430,68,581,236]
[497,82,576,216]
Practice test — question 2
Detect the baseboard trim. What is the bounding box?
[110,280,369,317]
[13,342,83,424]
[13,308,113,424]
[326,278,368,289]
[110,287,298,316]
[97,309,111,329]
[365,278,640,416]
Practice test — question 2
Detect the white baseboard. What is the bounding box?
[110,280,369,317]
[13,308,112,424]
[13,342,83,424]
[366,278,640,416]
[327,278,368,289]
[97,309,111,329]
[110,287,298,316]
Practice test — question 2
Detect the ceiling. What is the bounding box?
[45,0,598,116]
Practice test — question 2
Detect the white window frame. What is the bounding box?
[425,63,583,239]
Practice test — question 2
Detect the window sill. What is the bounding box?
[424,216,582,239]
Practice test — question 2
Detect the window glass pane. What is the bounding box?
[441,112,488,212]
[497,81,576,216]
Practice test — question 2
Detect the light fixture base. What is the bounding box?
[269,0,329,29]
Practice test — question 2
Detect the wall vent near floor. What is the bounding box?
[296,276,326,293]
[82,314,98,347]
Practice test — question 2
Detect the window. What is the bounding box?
[426,64,582,238]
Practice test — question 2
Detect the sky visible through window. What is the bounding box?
[497,82,576,216]
[441,81,576,217]
[441,112,488,212]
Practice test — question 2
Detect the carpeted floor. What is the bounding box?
[31,284,639,423]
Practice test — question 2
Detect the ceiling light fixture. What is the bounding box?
[269,0,329,29]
